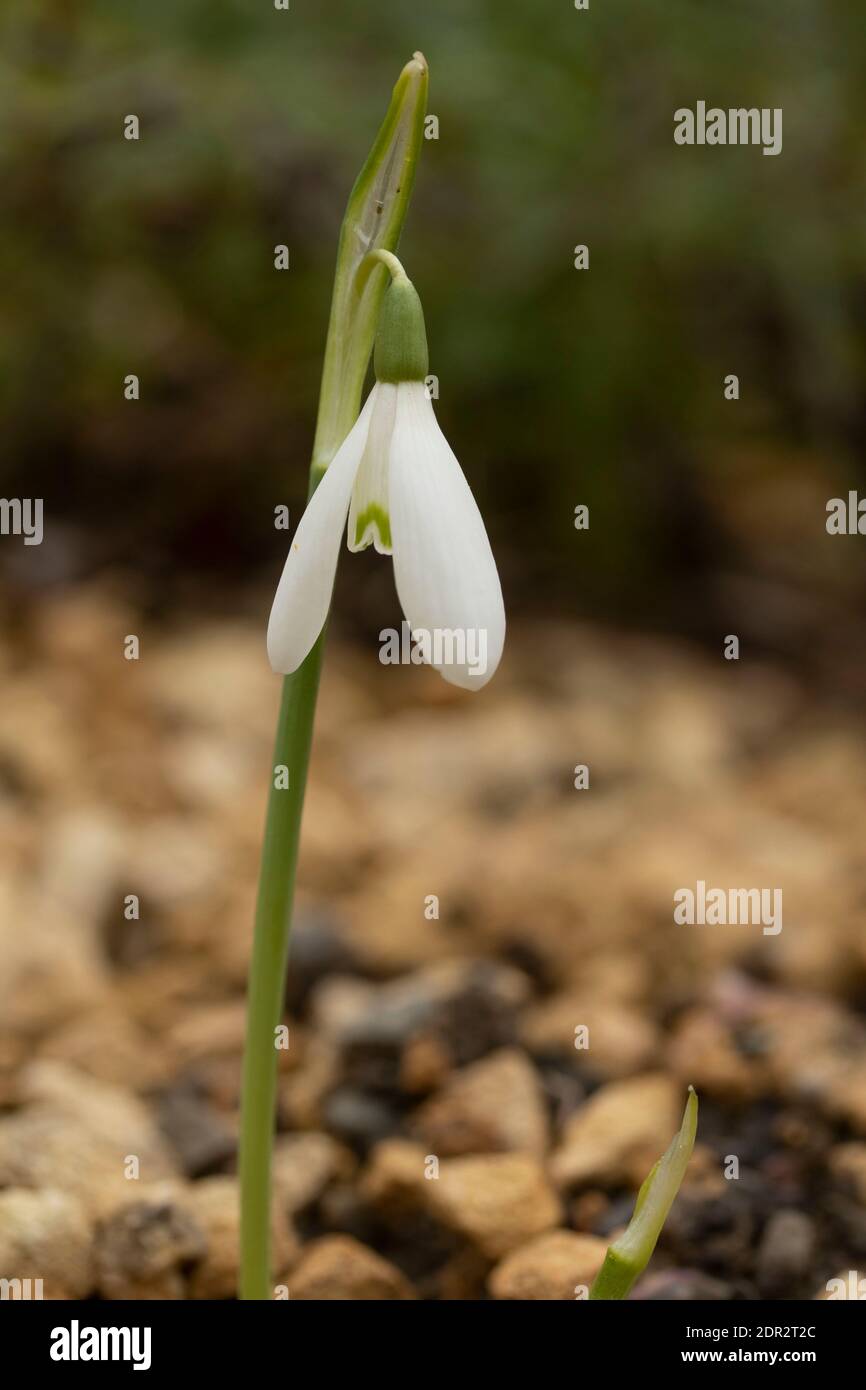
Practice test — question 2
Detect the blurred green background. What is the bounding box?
[1,0,864,668]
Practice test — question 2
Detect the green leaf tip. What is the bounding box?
[589,1086,698,1301]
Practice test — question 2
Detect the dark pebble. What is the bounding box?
[324,1086,403,1154]
[157,1079,237,1178]
[284,910,361,1014]
[756,1209,816,1296]
[632,1268,736,1300]
[340,962,521,1092]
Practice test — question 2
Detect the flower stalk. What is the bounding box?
[239,52,428,1301]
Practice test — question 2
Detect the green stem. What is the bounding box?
[238,52,427,1301]
[238,632,325,1300]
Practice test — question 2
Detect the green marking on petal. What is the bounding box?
[353,503,392,550]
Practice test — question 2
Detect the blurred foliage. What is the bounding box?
[0,0,864,636]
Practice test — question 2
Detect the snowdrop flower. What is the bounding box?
[267,256,505,689]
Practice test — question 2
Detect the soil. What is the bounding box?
[1,586,865,1299]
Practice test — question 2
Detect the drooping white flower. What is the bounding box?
[267,270,505,689]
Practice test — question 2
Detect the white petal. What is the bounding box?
[267,390,377,673]
[389,382,505,690]
[347,383,397,554]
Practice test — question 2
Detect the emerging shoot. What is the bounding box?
[589,1087,698,1300]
